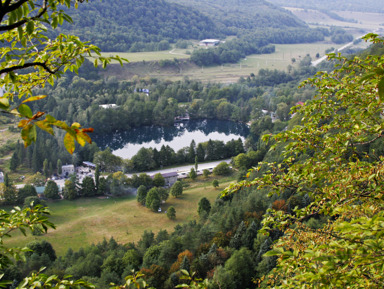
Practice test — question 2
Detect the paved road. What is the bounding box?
[125,159,231,178]
[15,159,232,189]
[311,34,366,67]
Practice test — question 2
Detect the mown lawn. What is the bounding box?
[6,176,235,256]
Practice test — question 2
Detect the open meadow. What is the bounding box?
[7,176,235,256]
[102,42,340,83]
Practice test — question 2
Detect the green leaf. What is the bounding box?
[26,21,34,35]
[17,26,23,41]
[378,77,384,101]
[0,98,10,110]
[18,104,33,118]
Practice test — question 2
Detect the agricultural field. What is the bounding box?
[286,7,384,32]
[7,176,234,256]
[102,42,346,83]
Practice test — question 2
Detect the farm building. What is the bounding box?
[199,39,220,47]
[62,164,75,177]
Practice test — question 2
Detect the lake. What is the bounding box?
[94,119,250,159]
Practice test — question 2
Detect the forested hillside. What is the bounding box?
[168,0,306,33]
[54,0,221,52]
[54,0,326,54]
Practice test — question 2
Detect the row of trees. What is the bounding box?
[129,139,244,172]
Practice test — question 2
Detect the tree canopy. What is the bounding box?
[223,33,384,288]
[0,0,126,153]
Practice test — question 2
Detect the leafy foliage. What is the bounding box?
[223,34,384,288]
[0,0,126,152]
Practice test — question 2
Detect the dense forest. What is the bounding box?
[54,0,221,52]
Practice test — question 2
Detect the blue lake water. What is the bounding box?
[94,119,250,159]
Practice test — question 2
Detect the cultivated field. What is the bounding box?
[102,42,346,83]
[286,7,384,32]
[7,177,234,256]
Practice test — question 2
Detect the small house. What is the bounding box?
[162,172,178,187]
[62,164,75,177]
[199,39,220,47]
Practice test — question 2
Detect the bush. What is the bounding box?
[213,162,231,176]
[167,206,176,220]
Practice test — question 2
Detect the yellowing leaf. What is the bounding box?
[21,124,36,147]
[64,133,75,154]
[35,121,54,135]
[22,95,47,103]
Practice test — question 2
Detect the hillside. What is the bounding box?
[55,0,221,52]
[54,0,323,53]
[168,0,307,33]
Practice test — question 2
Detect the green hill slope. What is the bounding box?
[55,0,221,52]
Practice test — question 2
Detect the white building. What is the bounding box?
[199,39,220,47]
[62,164,75,177]
[99,104,119,109]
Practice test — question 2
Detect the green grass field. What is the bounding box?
[102,42,339,83]
[7,176,235,256]
[98,48,190,63]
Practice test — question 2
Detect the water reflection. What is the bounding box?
[94,119,250,159]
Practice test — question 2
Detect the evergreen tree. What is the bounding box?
[95,165,100,191]
[187,140,196,163]
[17,141,24,165]
[189,168,197,180]
[9,152,18,172]
[81,176,96,197]
[242,221,259,249]
[197,197,211,217]
[167,206,176,220]
[194,156,198,171]
[180,256,190,272]
[171,181,183,198]
[49,162,53,178]
[32,145,39,173]
[43,159,49,178]
[230,221,246,249]
[4,173,10,188]
[57,159,62,176]
[196,143,205,162]
[137,185,148,206]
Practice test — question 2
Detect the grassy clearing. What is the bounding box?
[286,7,384,31]
[6,175,235,256]
[97,49,190,64]
[103,42,337,83]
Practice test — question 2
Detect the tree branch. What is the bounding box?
[0,0,48,31]
[0,61,55,75]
